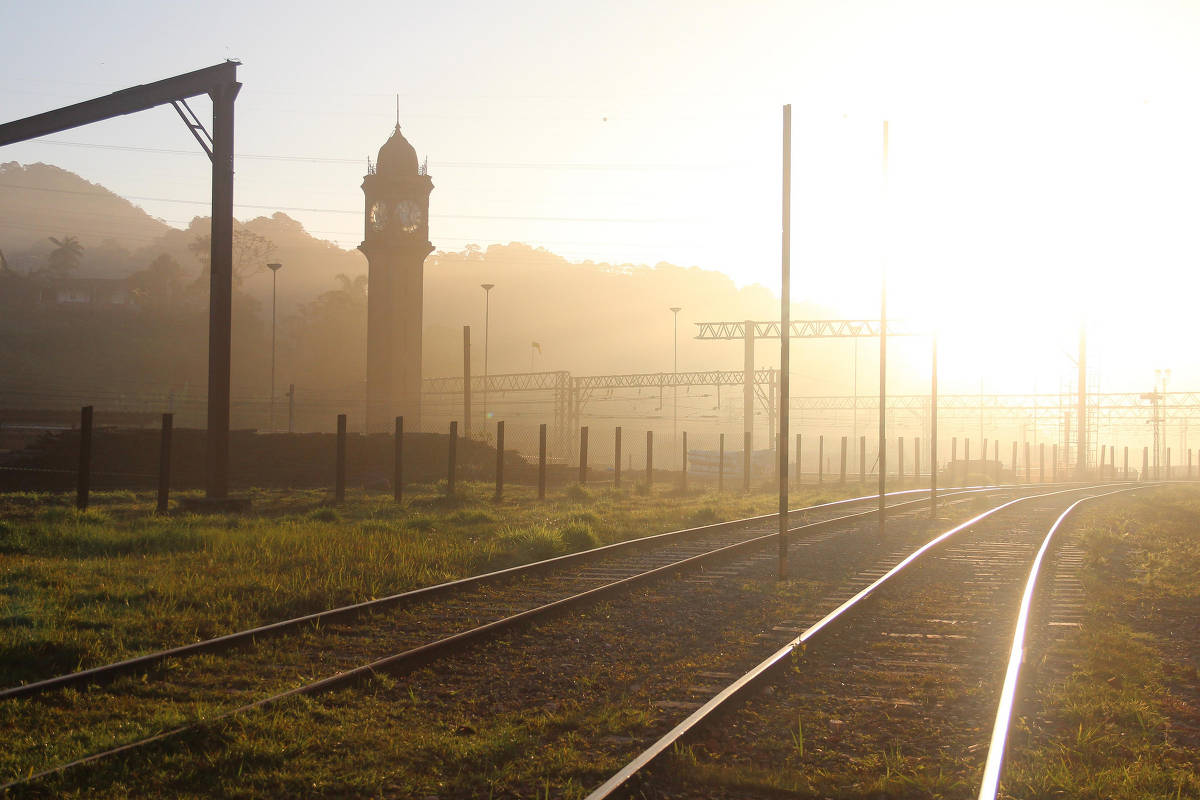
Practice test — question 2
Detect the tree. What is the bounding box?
[280,273,368,392]
[188,227,276,287]
[43,235,83,278]
[128,253,183,310]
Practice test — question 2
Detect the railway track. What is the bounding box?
[1,484,1014,792]
[585,483,1145,799]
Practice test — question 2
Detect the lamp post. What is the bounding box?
[267,262,282,432]
[481,283,494,425]
[670,306,681,466]
[1158,367,1171,477]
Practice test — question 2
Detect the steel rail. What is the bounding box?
[975,485,1148,800]
[583,482,1122,800]
[1,489,977,791]
[1,485,992,701]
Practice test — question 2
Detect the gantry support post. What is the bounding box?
[744,319,755,442]
[205,79,239,498]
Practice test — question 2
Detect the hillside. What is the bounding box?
[0,162,172,269]
[0,162,878,425]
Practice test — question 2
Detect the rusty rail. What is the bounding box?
[583,483,1125,800]
[2,488,985,791]
[976,485,1148,799]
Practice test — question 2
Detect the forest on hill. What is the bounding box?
[0,161,877,429]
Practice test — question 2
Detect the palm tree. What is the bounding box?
[45,235,84,277]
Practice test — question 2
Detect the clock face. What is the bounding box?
[369,201,388,231]
[393,199,424,233]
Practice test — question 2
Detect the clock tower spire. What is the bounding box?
[360,124,433,432]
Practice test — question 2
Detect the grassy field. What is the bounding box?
[0,480,860,688]
[1002,485,1200,799]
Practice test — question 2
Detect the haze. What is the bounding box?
[3,0,1198,400]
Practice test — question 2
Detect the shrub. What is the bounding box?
[560,523,597,551]
[497,524,564,562]
[564,484,592,503]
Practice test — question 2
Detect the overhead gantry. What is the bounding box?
[0,62,242,498]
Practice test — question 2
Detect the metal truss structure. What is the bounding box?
[693,319,915,340]
[423,365,1200,465]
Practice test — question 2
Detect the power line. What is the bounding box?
[17,138,735,171]
[0,182,697,224]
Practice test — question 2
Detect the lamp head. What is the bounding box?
[268,262,282,272]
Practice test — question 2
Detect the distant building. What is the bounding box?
[39,277,135,307]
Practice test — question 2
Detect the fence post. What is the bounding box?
[538,423,547,499]
[75,405,93,511]
[1039,442,1045,483]
[646,430,655,490]
[915,437,921,484]
[578,426,589,484]
[859,435,866,484]
[1053,443,1059,482]
[494,420,505,500]
[796,433,802,487]
[742,431,750,492]
[680,431,688,493]
[335,414,347,503]
[897,436,904,483]
[1024,442,1031,483]
[446,421,458,495]
[951,437,958,484]
[817,435,824,485]
[1142,446,1148,481]
[156,412,173,513]
[393,416,404,503]
[839,436,847,484]
[614,426,622,488]
[719,433,726,492]
[1123,446,1128,481]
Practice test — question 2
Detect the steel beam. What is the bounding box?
[0,62,238,145]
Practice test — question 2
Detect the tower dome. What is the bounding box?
[376,125,419,177]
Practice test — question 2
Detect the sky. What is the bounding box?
[4,0,1200,395]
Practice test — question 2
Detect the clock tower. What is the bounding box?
[360,125,434,432]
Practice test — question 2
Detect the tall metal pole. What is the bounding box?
[268,262,281,433]
[878,120,889,537]
[778,104,791,580]
[931,334,938,515]
[481,283,494,426]
[853,338,858,471]
[1163,369,1171,475]
[1077,324,1087,479]
[671,306,682,469]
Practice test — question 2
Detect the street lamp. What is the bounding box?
[670,306,681,466]
[481,283,495,424]
[267,262,282,432]
[1158,367,1171,477]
